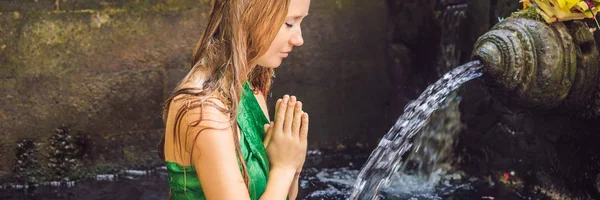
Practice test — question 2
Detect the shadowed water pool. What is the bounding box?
[1,147,532,200]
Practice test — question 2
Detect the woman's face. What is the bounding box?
[256,0,310,68]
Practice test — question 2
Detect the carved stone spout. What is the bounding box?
[472,17,600,117]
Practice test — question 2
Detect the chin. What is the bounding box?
[265,60,283,68]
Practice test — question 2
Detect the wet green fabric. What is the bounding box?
[166,82,271,200]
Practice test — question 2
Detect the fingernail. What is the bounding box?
[291,96,296,103]
[297,101,302,107]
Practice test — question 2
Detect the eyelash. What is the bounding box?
[285,22,293,28]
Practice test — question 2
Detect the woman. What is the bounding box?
[159,0,311,199]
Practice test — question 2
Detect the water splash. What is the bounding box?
[349,61,483,199]
[380,91,464,199]
[378,6,470,198]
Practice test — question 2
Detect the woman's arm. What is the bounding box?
[187,100,294,200]
[264,97,308,200]
[287,174,300,199]
[264,168,297,199]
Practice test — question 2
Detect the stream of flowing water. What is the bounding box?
[349,60,483,199]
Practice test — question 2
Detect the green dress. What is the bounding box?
[165,82,271,200]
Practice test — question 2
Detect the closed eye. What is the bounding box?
[285,22,293,28]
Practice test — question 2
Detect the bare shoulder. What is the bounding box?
[165,92,235,156]
[169,93,232,130]
[186,96,232,130]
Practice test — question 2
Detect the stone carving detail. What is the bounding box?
[472,17,600,116]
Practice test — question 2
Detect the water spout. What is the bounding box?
[471,17,600,117]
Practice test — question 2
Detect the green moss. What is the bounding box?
[14,10,161,78]
[0,78,16,89]
[67,167,93,180]
[510,6,544,22]
[94,163,122,174]
[122,0,203,13]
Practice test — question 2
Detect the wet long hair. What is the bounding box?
[158,0,290,189]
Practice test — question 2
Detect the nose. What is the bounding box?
[290,30,304,47]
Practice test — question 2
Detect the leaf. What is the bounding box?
[556,0,567,8]
[566,0,580,8]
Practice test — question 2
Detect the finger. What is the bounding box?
[263,122,273,147]
[274,95,289,132]
[263,123,270,147]
[292,101,303,137]
[274,98,282,119]
[283,95,297,134]
[300,112,309,143]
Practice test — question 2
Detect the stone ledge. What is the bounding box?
[0,0,56,13]
[0,0,210,13]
